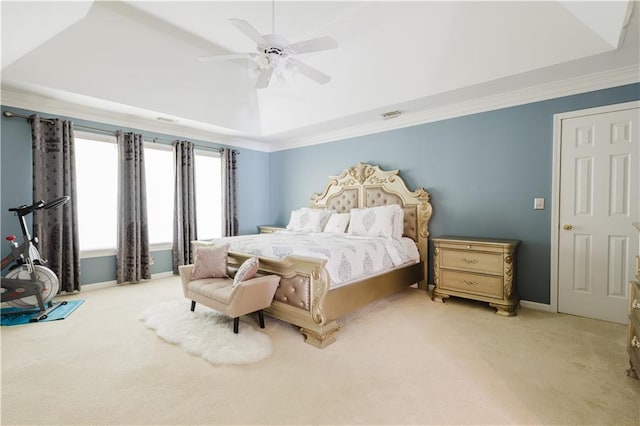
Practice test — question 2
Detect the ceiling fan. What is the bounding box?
[198,2,338,89]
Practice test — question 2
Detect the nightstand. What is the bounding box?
[258,225,285,234]
[432,236,519,316]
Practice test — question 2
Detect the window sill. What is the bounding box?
[80,243,172,259]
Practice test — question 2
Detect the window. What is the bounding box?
[75,132,118,253]
[75,132,222,255]
[144,144,174,246]
[195,150,222,240]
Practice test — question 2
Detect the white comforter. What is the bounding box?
[208,231,419,287]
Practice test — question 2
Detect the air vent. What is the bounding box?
[156,117,175,123]
[381,110,401,120]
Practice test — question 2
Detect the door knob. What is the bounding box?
[563,224,573,230]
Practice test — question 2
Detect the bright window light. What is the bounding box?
[195,151,222,240]
[75,135,118,252]
[144,144,174,246]
[75,134,222,254]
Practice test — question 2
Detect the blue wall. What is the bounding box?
[2,83,639,297]
[269,83,640,304]
[1,107,271,285]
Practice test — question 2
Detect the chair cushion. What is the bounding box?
[191,244,230,280]
[233,257,259,287]
[187,279,235,304]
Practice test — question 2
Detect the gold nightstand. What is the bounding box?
[432,236,519,316]
[258,225,285,234]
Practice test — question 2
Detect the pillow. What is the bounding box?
[323,213,350,233]
[233,257,259,287]
[286,208,332,232]
[191,240,215,253]
[348,205,403,239]
[190,244,230,280]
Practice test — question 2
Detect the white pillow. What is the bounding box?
[348,205,403,240]
[286,208,332,232]
[323,213,350,233]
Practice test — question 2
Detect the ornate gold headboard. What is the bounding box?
[310,162,433,246]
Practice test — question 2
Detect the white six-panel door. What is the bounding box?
[558,105,639,324]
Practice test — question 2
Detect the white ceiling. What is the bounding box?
[1,1,638,152]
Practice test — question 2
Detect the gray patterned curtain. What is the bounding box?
[116,131,150,283]
[222,148,239,237]
[30,115,81,292]
[172,140,197,274]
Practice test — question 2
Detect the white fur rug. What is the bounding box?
[139,300,273,365]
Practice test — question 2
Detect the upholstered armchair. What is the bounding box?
[178,264,280,333]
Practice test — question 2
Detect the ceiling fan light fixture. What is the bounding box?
[199,3,337,89]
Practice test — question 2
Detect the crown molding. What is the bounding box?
[2,65,638,153]
[270,65,640,151]
[0,85,270,152]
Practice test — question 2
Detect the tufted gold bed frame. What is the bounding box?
[225,163,432,348]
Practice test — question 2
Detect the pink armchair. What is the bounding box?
[178,264,280,333]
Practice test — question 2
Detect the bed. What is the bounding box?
[208,163,432,348]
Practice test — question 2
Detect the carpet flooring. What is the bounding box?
[1,275,639,425]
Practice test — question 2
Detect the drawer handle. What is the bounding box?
[462,258,479,264]
[463,280,478,286]
[633,299,640,310]
[632,336,640,349]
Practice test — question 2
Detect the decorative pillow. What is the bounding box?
[323,212,350,233]
[233,257,259,287]
[286,208,332,232]
[190,244,230,280]
[348,205,402,239]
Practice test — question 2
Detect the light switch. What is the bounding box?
[534,198,545,210]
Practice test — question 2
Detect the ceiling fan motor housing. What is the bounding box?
[259,34,291,56]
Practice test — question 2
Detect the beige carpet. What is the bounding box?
[1,275,639,425]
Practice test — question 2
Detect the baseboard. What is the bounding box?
[81,271,175,292]
[519,300,556,313]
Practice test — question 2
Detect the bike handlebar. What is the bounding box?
[42,196,70,210]
[8,196,70,216]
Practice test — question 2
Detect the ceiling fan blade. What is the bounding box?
[198,52,257,62]
[256,67,274,89]
[289,36,338,55]
[291,59,331,85]
[229,18,267,46]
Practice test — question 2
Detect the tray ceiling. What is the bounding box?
[2,1,638,151]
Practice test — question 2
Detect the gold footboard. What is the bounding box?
[226,251,339,348]
[227,251,424,348]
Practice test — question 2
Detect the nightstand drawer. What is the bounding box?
[440,249,503,274]
[629,315,640,372]
[440,270,504,299]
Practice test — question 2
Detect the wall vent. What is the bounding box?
[156,116,175,123]
[381,110,401,120]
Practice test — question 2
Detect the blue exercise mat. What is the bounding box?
[1,299,84,326]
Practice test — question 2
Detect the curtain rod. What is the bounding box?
[2,109,224,153]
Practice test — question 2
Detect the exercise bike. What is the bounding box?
[1,196,70,322]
